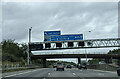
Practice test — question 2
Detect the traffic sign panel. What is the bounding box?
[50,34,83,41]
[61,34,83,41]
[44,31,61,36]
[44,31,61,41]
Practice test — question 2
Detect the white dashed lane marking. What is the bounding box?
[48,72,51,76]
[73,73,76,75]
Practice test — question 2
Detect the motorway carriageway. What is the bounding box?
[2,68,119,79]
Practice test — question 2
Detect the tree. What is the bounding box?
[2,39,28,65]
[108,49,120,54]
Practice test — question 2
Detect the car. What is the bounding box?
[78,63,87,69]
[66,64,72,68]
[56,62,64,71]
[53,63,57,68]
[117,68,120,76]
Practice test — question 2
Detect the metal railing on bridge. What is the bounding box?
[33,52,107,55]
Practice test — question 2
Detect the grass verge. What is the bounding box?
[2,67,41,73]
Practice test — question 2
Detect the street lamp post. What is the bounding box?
[84,31,91,63]
[28,27,32,65]
[29,27,32,43]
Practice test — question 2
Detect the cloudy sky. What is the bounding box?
[2,2,119,63]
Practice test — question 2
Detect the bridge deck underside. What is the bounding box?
[31,54,120,59]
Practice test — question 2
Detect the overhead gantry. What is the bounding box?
[29,38,120,51]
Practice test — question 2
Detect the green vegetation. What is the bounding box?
[88,49,120,65]
[46,60,77,68]
[108,49,120,54]
[3,68,29,73]
[1,39,43,67]
[2,66,41,73]
[88,59,105,65]
[2,39,28,67]
[1,39,77,68]
[61,61,77,66]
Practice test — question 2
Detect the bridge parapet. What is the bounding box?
[32,54,120,59]
[33,52,108,55]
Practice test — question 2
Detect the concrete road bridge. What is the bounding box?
[29,38,120,67]
[31,53,120,68]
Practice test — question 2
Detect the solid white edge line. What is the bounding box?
[4,69,43,78]
[4,71,32,77]
[89,69,117,73]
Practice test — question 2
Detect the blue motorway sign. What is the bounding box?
[50,34,83,41]
[62,34,83,41]
[44,30,83,41]
[44,31,61,36]
[51,35,62,41]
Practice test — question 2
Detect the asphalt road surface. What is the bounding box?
[2,68,119,79]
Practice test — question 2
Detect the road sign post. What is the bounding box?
[28,27,32,65]
[84,31,91,62]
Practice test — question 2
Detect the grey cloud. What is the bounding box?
[2,2,119,58]
[2,2,118,43]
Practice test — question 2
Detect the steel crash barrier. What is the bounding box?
[117,68,120,76]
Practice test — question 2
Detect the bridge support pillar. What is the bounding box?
[105,58,112,64]
[109,58,112,63]
[117,59,120,66]
[78,57,81,64]
[41,58,46,68]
